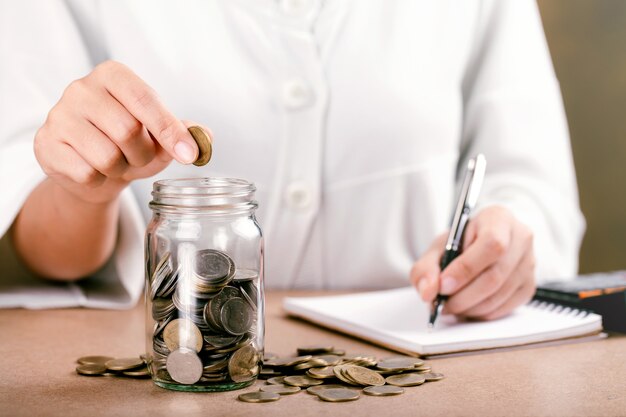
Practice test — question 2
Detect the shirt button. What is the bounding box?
[279,0,313,16]
[285,181,313,209]
[282,79,314,110]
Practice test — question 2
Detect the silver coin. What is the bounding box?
[166,348,203,385]
[220,297,253,336]
[194,249,234,281]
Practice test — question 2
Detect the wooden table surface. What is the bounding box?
[0,291,624,417]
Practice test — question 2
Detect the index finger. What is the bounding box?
[438,225,511,295]
[96,61,198,164]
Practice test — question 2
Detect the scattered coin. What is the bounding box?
[385,373,426,387]
[267,376,286,385]
[123,367,151,378]
[306,384,349,396]
[259,384,301,395]
[333,365,360,386]
[264,355,312,367]
[77,355,114,366]
[166,348,203,385]
[317,388,360,402]
[345,365,386,386]
[376,356,424,371]
[363,385,405,396]
[238,391,281,403]
[188,126,212,167]
[307,366,336,379]
[105,357,145,372]
[283,375,324,387]
[76,363,107,376]
[297,345,334,355]
[423,372,445,382]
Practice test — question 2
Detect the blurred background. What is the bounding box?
[538,0,626,274]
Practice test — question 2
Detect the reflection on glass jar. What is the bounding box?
[145,177,264,392]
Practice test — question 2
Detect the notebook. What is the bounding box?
[283,287,603,356]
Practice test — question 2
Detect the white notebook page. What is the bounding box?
[283,287,602,355]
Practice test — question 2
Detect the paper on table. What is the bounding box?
[283,287,603,355]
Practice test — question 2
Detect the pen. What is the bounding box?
[428,154,486,329]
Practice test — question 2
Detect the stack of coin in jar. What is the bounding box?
[149,248,260,388]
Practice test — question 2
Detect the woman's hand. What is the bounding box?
[34,60,206,204]
[12,60,211,280]
[410,206,536,320]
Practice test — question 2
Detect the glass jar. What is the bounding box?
[144,177,264,392]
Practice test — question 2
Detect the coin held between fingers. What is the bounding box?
[187,126,212,166]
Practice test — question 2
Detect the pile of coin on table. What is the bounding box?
[150,248,261,386]
[75,355,150,378]
[238,345,444,403]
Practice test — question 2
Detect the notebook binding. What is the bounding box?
[528,299,590,318]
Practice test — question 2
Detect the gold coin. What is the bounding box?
[293,358,327,370]
[297,345,334,355]
[376,356,423,371]
[263,355,312,367]
[188,126,212,166]
[228,345,260,383]
[122,367,151,378]
[267,376,286,385]
[312,355,342,366]
[363,385,405,396]
[332,365,360,386]
[306,384,348,395]
[259,384,301,395]
[307,366,336,379]
[105,357,144,371]
[283,375,324,387]
[163,318,203,353]
[317,388,360,402]
[238,392,280,403]
[423,372,445,382]
[77,355,114,366]
[385,373,426,387]
[345,365,386,386]
[76,363,107,376]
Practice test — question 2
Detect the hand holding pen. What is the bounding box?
[410,155,538,324]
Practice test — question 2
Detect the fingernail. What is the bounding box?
[440,277,457,294]
[174,141,196,164]
[417,278,428,295]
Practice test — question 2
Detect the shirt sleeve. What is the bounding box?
[0,0,145,308]
[459,0,585,282]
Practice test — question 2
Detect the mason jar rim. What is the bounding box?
[150,177,257,214]
[152,177,255,195]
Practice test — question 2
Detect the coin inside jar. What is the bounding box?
[163,318,203,353]
[228,345,260,383]
[188,126,212,166]
[166,348,203,385]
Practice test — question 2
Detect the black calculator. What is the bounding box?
[534,271,626,332]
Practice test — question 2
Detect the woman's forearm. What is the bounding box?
[10,178,120,281]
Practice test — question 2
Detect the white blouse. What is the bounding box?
[0,0,584,308]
